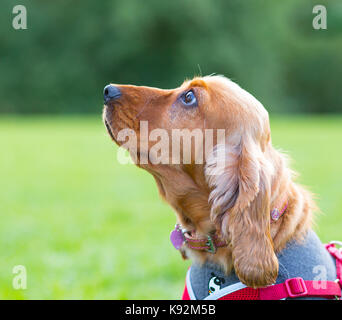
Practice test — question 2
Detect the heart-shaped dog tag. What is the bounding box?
[170,225,184,250]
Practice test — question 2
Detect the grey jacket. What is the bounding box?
[186,230,339,300]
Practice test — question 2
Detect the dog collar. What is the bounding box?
[170,198,288,253]
[170,224,227,254]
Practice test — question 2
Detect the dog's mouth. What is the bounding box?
[103,106,116,142]
[104,118,116,141]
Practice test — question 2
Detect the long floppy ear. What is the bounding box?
[206,133,278,288]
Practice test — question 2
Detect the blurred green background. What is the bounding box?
[1,0,342,113]
[0,0,341,299]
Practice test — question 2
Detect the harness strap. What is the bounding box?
[182,241,342,300]
[259,278,341,300]
[325,243,342,283]
[182,285,191,300]
[224,278,342,300]
[183,278,341,300]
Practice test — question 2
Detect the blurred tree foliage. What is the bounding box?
[0,0,341,114]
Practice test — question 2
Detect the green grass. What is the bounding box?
[0,115,341,299]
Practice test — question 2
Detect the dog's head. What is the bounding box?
[103,75,280,287]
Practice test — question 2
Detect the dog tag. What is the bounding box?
[271,208,281,221]
[170,225,184,250]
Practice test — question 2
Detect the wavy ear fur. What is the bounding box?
[206,134,278,288]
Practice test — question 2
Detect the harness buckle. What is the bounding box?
[206,236,216,254]
[285,277,308,298]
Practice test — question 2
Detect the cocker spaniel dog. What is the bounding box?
[102,75,341,300]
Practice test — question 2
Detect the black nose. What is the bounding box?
[104,84,121,103]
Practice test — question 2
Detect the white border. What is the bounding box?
[204,282,247,300]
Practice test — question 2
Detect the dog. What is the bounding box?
[102,75,341,299]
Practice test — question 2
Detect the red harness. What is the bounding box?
[182,242,342,300]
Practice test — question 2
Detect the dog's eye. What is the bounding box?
[181,90,197,106]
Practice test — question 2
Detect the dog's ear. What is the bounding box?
[205,133,278,288]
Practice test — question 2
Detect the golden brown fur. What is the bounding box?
[103,75,315,288]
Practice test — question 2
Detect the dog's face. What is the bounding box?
[103,75,279,288]
[103,76,268,142]
[103,77,231,232]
